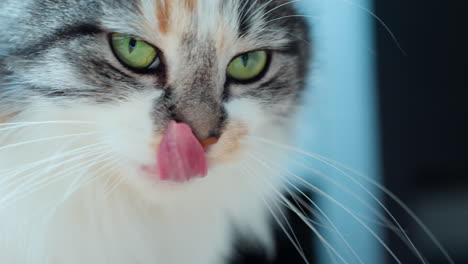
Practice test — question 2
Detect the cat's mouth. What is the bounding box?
[142,120,248,183]
[142,121,213,182]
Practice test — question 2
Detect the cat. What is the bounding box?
[0,0,310,263]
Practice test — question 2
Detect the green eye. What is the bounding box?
[111,33,158,70]
[227,51,268,81]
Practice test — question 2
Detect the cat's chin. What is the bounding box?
[140,164,206,183]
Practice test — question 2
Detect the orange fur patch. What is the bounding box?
[0,113,17,124]
[156,0,172,34]
[201,137,218,149]
[151,135,163,152]
[0,114,18,146]
[208,121,249,164]
[185,0,197,12]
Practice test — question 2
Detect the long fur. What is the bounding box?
[0,0,310,263]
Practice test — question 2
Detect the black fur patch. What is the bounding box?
[228,192,316,264]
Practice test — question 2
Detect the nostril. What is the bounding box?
[208,131,221,139]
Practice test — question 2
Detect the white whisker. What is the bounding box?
[61,155,118,200]
[261,0,302,21]
[240,163,309,261]
[102,164,127,198]
[248,135,445,263]
[287,190,333,231]
[247,153,365,264]
[244,0,275,23]
[246,150,401,263]
[255,172,349,264]
[0,132,99,152]
[0,143,106,186]
[0,148,112,211]
[263,14,318,27]
[335,0,406,55]
[0,120,97,127]
[315,153,455,264]
[278,152,409,238]
[240,165,312,264]
[53,156,121,214]
[26,155,121,247]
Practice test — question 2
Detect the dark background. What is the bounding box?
[375,0,468,263]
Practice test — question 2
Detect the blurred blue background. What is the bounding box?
[294,0,383,263]
[285,0,468,263]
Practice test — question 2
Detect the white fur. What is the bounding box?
[0,93,289,263]
[0,0,299,262]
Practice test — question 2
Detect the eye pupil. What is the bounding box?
[128,38,137,53]
[241,54,249,67]
[226,51,268,82]
[111,33,159,70]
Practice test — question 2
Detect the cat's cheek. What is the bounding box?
[222,97,293,160]
[95,91,164,166]
[225,98,265,133]
[215,98,272,162]
[206,120,249,165]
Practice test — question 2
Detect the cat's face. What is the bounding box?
[0,0,309,200]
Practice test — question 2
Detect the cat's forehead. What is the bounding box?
[102,0,292,51]
[139,0,235,39]
[152,0,199,34]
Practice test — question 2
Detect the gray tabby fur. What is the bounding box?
[0,0,310,263]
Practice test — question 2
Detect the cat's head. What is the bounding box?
[0,0,309,202]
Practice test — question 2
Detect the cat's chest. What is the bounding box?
[44,196,234,264]
[0,181,272,264]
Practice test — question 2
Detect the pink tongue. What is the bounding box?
[157,121,207,182]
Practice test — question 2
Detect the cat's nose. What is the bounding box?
[170,103,225,143]
[200,135,219,148]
